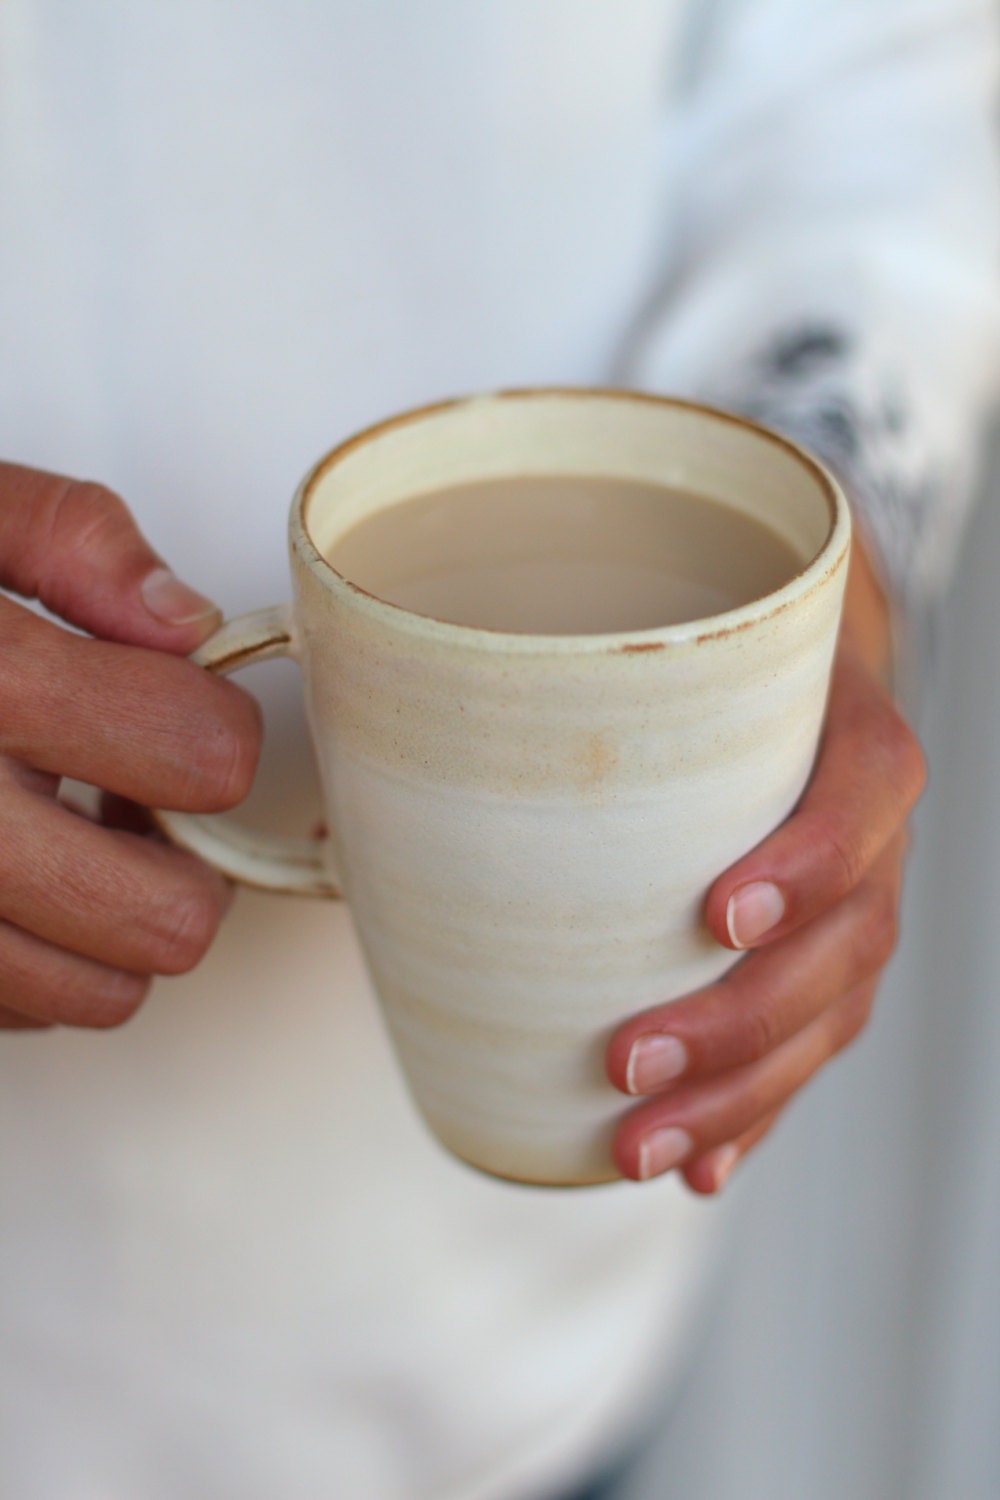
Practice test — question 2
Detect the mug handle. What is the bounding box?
[152,605,342,898]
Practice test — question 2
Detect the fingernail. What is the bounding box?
[637,1126,692,1181]
[626,1034,688,1094]
[141,566,219,626]
[710,1143,740,1191]
[726,880,785,949]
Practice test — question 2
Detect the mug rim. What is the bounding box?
[290,387,851,654]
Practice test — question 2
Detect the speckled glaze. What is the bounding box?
[157,390,851,1185]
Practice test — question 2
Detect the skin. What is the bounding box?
[0,462,260,1029]
[606,537,926,1192]
[1,462,925,1201]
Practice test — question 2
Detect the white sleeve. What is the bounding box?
[625,0,1000,623]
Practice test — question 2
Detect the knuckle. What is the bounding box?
[28,478,140,623]
[186,691,261,810]
[857,882,899,974]
[147,880,224,974]
[823,820,866,901]
[832,986,874,1054]
[738,984,784,1064]
[898,726,927,808]
[81,973,151,1029]
[876,700,927,807]
[50,480,132,562]
[8,969,150,1030]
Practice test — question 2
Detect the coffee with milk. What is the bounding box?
[326,473,803,634]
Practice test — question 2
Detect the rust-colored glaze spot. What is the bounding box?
[616,641,665,653]
[578,730,620,788]
[693,545,848,643]
[695,613,761,644]
[341,575,385,605]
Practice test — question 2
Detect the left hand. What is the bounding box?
[605,539,926,1192]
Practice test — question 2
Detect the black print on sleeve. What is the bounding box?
[709,321,948,614]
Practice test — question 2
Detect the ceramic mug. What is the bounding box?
[156,389,851,1186]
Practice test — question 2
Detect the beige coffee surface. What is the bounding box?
[326,474,805,635]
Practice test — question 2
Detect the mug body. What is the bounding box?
[289,390,850,1185]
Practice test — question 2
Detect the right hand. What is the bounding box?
[0,461,262,1030]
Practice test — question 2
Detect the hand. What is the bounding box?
[606,539,925,1191]
[0,461,261,1029]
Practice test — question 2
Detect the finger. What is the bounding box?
[613,975,879,1181]
[608,835,905,1096]
[0,461,221,652]
[681,1108,784,1196]
[0,1005,56,1031]
[0,603,261,811]
[704,651,924,952]
[0,918,149,1028]
[0,779,233,975]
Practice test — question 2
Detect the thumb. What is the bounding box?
[0,461,221,652]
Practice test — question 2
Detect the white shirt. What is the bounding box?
[0,4,997,1498]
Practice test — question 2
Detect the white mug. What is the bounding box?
[157,389,851,1186]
